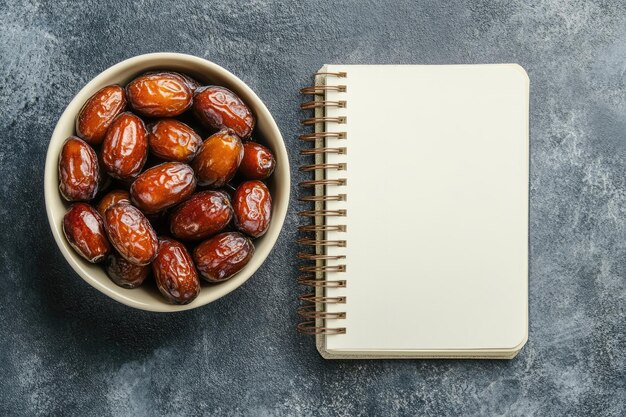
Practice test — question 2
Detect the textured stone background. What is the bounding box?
[1,0,625,416]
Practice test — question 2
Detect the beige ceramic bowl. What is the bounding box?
[44,53,290,312]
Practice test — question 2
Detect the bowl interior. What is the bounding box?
[44,53,289,312]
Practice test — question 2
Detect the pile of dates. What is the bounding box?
[59,71,276,305]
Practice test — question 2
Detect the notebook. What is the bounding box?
[297,64,529,359]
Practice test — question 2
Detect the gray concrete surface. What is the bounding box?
[0,0,624,415]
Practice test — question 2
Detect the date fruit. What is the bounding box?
[102,112,148,180]
[96,189,131,217]
[169,191,233,240]
[233,180,272,238]
[192,86,255,138]
[126,72,192,117]
[58,136,100,201]
[130,162,196,213]
[105,252,150,288]
[153,238,200,304]
[63,203,111,263]
[76,85,126,145]
[147,119,202,162]
[191,129,243,187]
[239,142,276,180]
[193,232,254,282]
[172,72,201,93]
[104,202,158,265]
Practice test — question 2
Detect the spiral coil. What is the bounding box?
[297,71,348,336]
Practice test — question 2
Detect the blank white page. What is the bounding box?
[322,64,529,352]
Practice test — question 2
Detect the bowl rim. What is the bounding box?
[44,52,290,312]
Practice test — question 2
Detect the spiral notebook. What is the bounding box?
[297,64,529,359]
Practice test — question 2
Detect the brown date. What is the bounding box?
[75,85,126,145]
[96,189,131,217]
[191,129,243,187]
[192,86,255,138]
[169,191,233,241]
[102,112,148,180]
[58,136,100,201]
[147,119,202,162]
[130,162,196,213]
[126,72,192,117]
[104,202,158,265]
[172,72,201,93]
[233,180,272,238]
[239,142,276,180]
[63,203,111,263]
[105,252,150,288]
[152,238,200,304]
[193,232,254,282]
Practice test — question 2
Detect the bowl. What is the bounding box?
[44,53,290,312]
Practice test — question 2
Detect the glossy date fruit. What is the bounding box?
[103,202,158,265]
[130,162,196,213]
[105,252,150,288]
[63,203,111,263]
[233,180,272,238]
[58,136,100,201]
[193,232,254,282]
[102,112,148,180]
[126,72,192,117]
[76,85,126,145]
[96,189,131,217]
[192,86,255,138]
[147,119,202,162]
[239,142,276,180]
[191,129,243,187]
[152,238,200,304]
[169,191,233,241]
[172,72,201,93]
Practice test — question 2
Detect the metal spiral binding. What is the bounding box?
[297,71,348,336]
